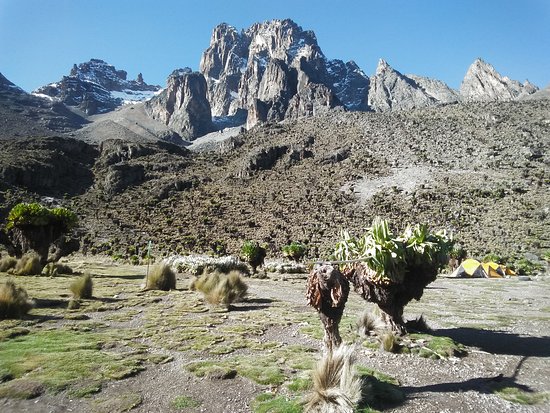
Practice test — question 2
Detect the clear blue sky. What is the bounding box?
[1,0,549,92]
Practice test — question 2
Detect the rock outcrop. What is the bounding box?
[200,19,342,127]
[368,59,441,112]
[460,58,538,102]
[34,59,161,115]
[145,69,213,140]
[325,60,370,111]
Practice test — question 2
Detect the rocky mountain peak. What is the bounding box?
[368,59,440,112]
[460,58,538,101]
[33,59,162,115]
[144,69,213,140]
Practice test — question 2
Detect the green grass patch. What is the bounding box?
[252,393,303,413]
[186,346,316,386]
[407,334,466,359]
[0,329,145,396]
[287,377,312,392]
[494,386,550,405]
[172,395,201,409]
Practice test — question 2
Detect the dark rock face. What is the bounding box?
[0,136,97,196]
[33,59,161,115]
[460,58,538,102]
[144,69,213,140]
[325,60,370,111]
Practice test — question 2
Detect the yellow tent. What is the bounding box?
[452,259,487,278]
[452,259,516,278]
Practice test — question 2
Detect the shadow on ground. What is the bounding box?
[435,327,550,357]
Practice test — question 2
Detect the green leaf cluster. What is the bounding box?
[333,218,453,284]
[5,203,77,231]
[282,241,307,261]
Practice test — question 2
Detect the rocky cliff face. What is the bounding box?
[200,19,341,127]
[144,69,213,140]
[460,58,538,102]
[368,60,440,112]
[33,59,161,115]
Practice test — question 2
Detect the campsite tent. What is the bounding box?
[451,259,516,278]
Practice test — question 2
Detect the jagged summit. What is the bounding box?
[33,59,162,115]
[460,58,538,101]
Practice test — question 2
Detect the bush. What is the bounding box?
[145,263,176,291]
[240,241,266,273]
[0,280,34,319]
[0,256,17,272]
[70,274,93,299]
[282,242,308,262]
[191,270,248,307]
[512,258,543,275]
[483,253,502,263]
[15,252,43,276]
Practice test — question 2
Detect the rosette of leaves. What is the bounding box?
[240,240,266,273]
[334,218,452,285]
[282,241,308,261]
[5,203,77,231]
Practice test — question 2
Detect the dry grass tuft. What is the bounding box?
[191,269,248,306]
[305,345,362,413]
[0,256,17,272]
[0,280,34,319]
[379,332,400,353]
[145,263,176,291]
[70,274,93,299]
[356,310,385,338]
[15,252,43,276]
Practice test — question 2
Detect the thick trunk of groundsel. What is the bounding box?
[8,224,77,264]
[344,263,438,334]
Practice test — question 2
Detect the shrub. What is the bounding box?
[70,274,93,299]
[145,263,176,291]
[512,258,543,275]
[240,241,266,273]
[191,269,248,307]
[0,281,34,319]
[0,256,17,272]
[282,241,308,262]
[15,252,43,276]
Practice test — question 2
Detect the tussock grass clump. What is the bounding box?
[305,345,362,413]
[356,310,385,338]
[191,270,248,306]
[379,332,400,353]
[70,274,93,299]
[15,252,42,276]
[42,263,74,277]
[145,263,176,291]
[0,256,17,272]
[0,280,34,319]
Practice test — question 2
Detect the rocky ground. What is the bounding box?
[4,99,548,266]
[0,256,549,412]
